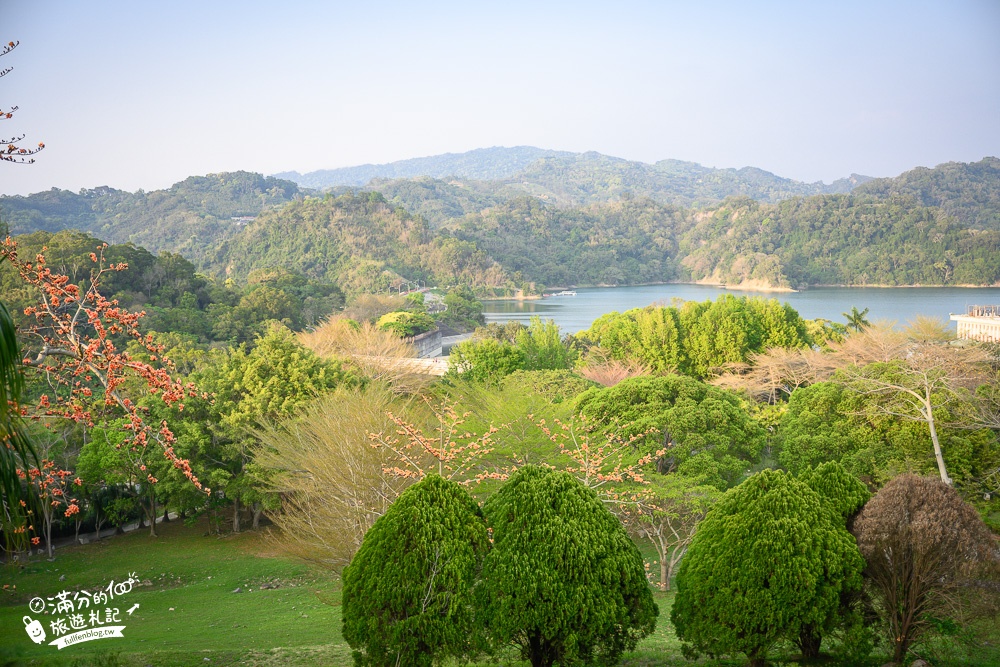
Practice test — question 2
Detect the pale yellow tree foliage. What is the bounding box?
[298,318,433,394]
[254,386,411,570]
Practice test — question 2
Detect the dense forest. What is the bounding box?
[1,171,301,264]
[3,156,999,294]
[277,146,871,209]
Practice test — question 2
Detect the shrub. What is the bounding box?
[671,469,865,666]
[852,474,999,663]
[376,310,436,338]
[341,475,489,667]
[477,466,657,667]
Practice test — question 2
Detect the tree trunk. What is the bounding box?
[232,498,242,534]
[162,508,170,522]
[660,558,668,592]
[924,392,950,485]
[148,492,157,537]
[747,647,767,667]
[797,625,822,659]
[44,512,53,558]
[252,503,263,530]
[528,633,553,667]
[893,635,910,664]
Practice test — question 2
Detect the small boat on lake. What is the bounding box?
[551,290,577,296]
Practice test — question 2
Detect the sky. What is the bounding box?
[1,0,999,196]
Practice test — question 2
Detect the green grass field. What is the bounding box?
[1,520,996,667]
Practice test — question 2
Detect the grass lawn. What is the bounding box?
[1,519,997,666]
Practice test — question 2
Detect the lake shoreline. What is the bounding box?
[482,284,1000,335]
[483,281,1000,301]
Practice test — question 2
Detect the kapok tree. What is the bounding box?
[369,397,504,484]
[477,466,657,667]
[342,474,489,667]
[671,469,865,667]
[1,238,207,505]
[852,474,999,663]
[1,40,44,164]
[23,459,80,557]
[627,474,719,592]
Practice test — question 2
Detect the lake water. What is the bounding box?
[483,285,1000,335]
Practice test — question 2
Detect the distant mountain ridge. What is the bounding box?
[273,146,573,188]
[3,156,998,296]
[274,146,874,213]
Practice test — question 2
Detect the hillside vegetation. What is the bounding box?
[1,171,301,264]
[4,155,999,291]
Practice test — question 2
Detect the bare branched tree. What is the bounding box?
[831,325,990,485]
[622,476,719,591]
[852,474,1000,663]
[299,318,433,394]
[712,346,836,403]
[578,357,651,387]
[1,40,44,164]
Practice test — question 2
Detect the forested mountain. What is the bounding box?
[274,146,572,188]
[4,157,999,293]
[854,157,1000,231]
[278,147,872,217]
[450,197,687,287]
[211,192,510,295]
[1,172,301,264]
[677,195,1000,288]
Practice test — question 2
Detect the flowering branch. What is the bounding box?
[368,397,508,484]
[1,237,207,493]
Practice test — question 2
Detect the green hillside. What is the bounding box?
[273,146,573,188]
[678,194,1000,288]
[4,157,999,293]
[854,156,1000,231]
[212,192,510,295]
[1,172,301,264]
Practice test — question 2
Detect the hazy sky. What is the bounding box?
[2,0,998,196]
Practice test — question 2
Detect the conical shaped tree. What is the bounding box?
[477,466,657,667]
[671,469,864,666]
[342,475,489,667]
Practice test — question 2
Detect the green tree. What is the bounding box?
[0,299,37,551]
[515,316,576,370]
[342,475,489,667]
[376,310,436,337]
[477,466,657,667]
[180,325,353,531]
[679,295,810,378]
[439,285,485,331]
[842,306,871,332]
[576,375,766,489]
[671,469,865,666]
[447,337,526,385]
[577,306,684,372]
[794,462,872,659]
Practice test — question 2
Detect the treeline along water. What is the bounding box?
[484,285,1000,334]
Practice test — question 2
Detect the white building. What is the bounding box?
[950,305,1000,342]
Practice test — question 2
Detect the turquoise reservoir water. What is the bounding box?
[483,285,1000,335]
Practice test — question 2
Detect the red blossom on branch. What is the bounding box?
[368,397,509,484]
[1,237,208,493]
[535,412,663,504]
